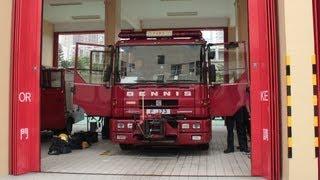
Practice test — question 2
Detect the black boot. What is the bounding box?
[224,148,234,154]
[240,148,250,153]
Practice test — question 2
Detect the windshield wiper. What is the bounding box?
[166,79,198,83]
[136,80,164,83]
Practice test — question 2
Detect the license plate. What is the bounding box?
[146,109,171,114]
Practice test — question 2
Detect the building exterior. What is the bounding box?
[58,33,104,67]
[0,0,320,179]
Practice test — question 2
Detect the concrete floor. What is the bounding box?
[1,173,263,180]
[41,122,254,178]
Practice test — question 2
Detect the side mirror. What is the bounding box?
[209,64,216,83]
[103,65,112,82]
[208,50,216,60]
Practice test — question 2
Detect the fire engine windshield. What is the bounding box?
[115,45,203,84]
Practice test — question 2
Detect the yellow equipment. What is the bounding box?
[58,133,69,142]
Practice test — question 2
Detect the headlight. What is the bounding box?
[192,135,201,141]
[193,123,201,129]
[116,135,126,140]
[125,101,136,105]
[182,123,190,129]
[127,123,133,129]
[117,123,125,129]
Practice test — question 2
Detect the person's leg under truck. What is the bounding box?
[236,107,249,150]
[225,116,235,150]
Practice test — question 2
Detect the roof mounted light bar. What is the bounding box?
[118,30,202,39]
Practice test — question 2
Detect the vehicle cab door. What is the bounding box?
[73,43,114,117]
[207,42,249,117]
[41,68,66,130]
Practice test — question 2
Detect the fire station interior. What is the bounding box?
[40,0,252,177]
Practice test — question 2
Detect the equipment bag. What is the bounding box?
[69,133,85,149]
[48,137,72,155]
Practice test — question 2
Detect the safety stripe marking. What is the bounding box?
[312,54,319,158]
[287,96,292,106]
[286,55,293,158]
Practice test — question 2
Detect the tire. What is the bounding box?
[199,143,210,150]
[119,144,133,150]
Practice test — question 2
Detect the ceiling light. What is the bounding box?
[72,15,101,20]
[50,2,82,6]
[167,12,198,16]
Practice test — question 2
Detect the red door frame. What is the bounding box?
[10,0,42,175]
[10,0,280,179]
[248,0,280,179]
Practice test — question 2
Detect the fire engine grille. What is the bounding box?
[139,100,178,108]
[144,120,165,139]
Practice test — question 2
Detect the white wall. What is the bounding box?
[0,0,11,175]
[278,1,318,179]
[44,0,105,32]
[54,21,105,32]
[43,0,105,23]
[42,20,54,67]
[141,17,229,29]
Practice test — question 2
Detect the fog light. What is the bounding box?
[127,123,133,129]
[126,101,136,105]
[192,135,201,141]
[193,123,201,129]
[116,135,127,140]
[182,123,190,129]
[117,123,125,129]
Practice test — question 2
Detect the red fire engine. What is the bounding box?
[73,30,248,150]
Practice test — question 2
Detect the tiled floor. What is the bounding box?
[41,123,253,178]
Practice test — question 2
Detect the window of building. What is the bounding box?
[57,33,105,68]
[202,29,226,83]
[201,30,225,44]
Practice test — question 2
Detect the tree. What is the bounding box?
[58,44,75,68]
[77,56,90,70]
[60,60,72,68]
[58,44,64,66]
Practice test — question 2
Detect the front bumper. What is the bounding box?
[110,119,212,145]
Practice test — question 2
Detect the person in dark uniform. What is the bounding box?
[224,106,249,153]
